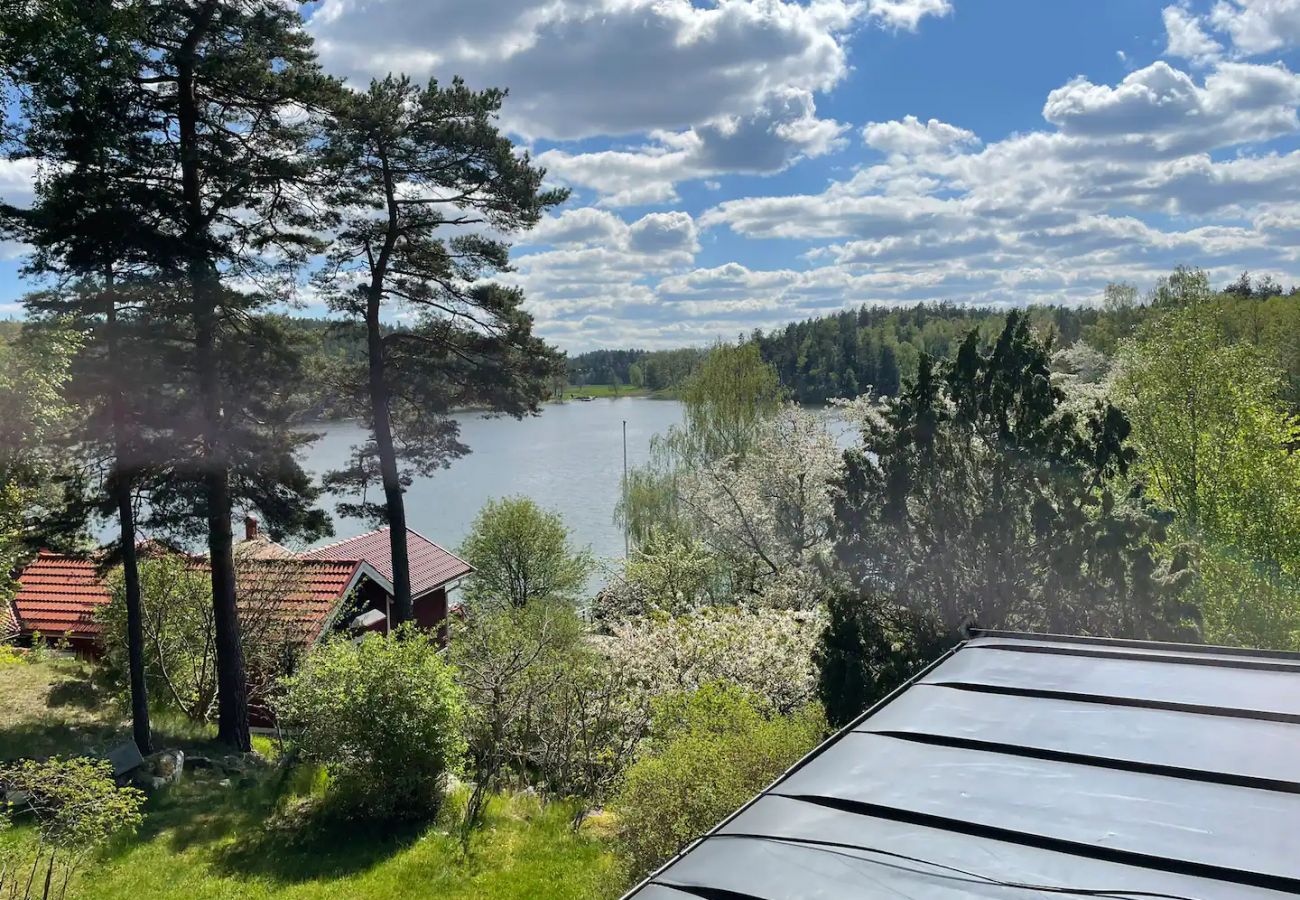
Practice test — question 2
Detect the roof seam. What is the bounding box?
[772,793,1300,894]
[930,680,1300,725]
[860,729,1300,795]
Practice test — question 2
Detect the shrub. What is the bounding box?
[99,554,309,721]
[277,625,467,821]
[605,606,826,716]
[449,598,584,832]
[613,683,825,878]
[0,757,144,900]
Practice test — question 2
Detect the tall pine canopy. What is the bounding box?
[316,75,565,624]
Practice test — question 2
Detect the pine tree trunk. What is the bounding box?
[106,293,152,755]
[367,293,413,624]
[115,487,151,754]
[368,143,412,626]
[177,3,250,751]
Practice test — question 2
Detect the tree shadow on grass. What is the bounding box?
[44,675,107,712]
[210,803,426,883]
[0,720,125,762]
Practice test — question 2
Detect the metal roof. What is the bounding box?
[625,630,1300,899]
[304,527,473,599]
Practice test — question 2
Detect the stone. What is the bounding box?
[218,751,268,776]
[218,779,233,789]
[107,741,145,779]
[187,755,214,770]
[144,749,185,787]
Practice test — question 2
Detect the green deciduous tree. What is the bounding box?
[449,598,583,836]
[99,553,307,723]
[316,75,565,625]
[1115,278,1300,650]
[0,326,81,601]
[460,497,593,609]
[618,342,783,546]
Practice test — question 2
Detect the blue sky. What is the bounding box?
[4,0,1300,349]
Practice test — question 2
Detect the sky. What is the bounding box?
[3,0,1300,350]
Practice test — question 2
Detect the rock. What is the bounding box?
[148,777,167,791]
[218,779,233,789]
[2,789,32,809]
[187,755,214,770]
[218,751,268,776]
[143,749,184,787]
[107,741,145,780]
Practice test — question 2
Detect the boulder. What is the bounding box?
[107,741,145,780]
[218,751,268,777]
[142,749,185,788]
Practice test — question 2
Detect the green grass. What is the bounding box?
[0,655,220,762]
[77,786,622,900]
[0,659,625,899]
[558,384,677,400]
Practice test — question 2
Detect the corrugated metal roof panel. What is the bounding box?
[624,630,1300,899]
[304,527,473,598]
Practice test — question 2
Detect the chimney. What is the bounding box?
[244,514,259,541]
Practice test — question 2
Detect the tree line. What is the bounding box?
[0,0,561,753]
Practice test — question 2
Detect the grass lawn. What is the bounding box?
[1,656,625,899]
[557,384,668,400]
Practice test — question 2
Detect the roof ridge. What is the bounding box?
[303,526,390,556]
[405,526,471,566]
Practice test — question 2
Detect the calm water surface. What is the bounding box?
[303,397,685,569]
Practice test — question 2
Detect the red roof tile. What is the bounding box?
[304,527,473,598]
[11,553,110,637]
[11,551,367,645]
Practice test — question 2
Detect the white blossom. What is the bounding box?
[602,606,826,715]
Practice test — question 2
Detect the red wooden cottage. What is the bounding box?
[4,522,473,655]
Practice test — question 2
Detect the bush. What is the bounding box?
[613,683,825,878]
[99,554,308,721]
[605,606,825,716]
[277,625,467,821]
[0,757,144,900]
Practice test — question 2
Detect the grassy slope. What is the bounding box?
[558,384,651,400]
[0,658,623,899]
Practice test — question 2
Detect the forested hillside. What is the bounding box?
[752,276,1299,405]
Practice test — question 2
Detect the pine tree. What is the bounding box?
[316,75,564,624]
[0,0,171,754]
[820,313,1195,725]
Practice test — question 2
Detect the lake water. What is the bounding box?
[301,397,685,569]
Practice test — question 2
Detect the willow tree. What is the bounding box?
[317,75,564,624]
[618,342,783,546]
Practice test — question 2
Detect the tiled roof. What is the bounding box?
[304,527,473,598]
[233,557,365,644]
[11,552,111,637]
[11,552,366,645]
[626,630,1300,899]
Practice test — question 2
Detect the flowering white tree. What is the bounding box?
[677,405,843,609]
[592,530,725,624]
[603,606,826,715]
